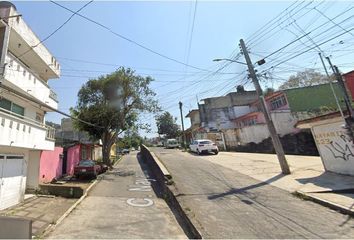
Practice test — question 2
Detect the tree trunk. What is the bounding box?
[102,132,113,167]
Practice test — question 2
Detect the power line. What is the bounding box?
[17,1,93,60]
[185,0,198,70]
[50,0,210,72]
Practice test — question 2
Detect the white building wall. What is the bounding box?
[312,119,354,176]
[237,125,270,144]
[230,106,251,119]
[7,7,60,78]
[26,150,40,189]
[0,112,54,150]
[236,111,297,145]
[4,54,58,109]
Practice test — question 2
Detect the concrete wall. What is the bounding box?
[0,92,54,151]
[39,147,63,183]
[4,54,58,109]
[312,120,354,176]
[233,111,298,145]
[0,216,32,239]
[26,150,40,189]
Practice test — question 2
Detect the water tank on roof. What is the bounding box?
[0,1,16,10]
[0,1,16,22]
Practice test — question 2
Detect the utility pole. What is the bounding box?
[319,53,344,119]
[326,57,354,141]
[179,101,187,150]
[239,39,291,175]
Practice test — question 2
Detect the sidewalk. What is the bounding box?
[203,152,354,214]
[0,196,77,237]
[45,153,185,239]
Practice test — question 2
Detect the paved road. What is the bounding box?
[152,147,354,239]
[46,153,185,239]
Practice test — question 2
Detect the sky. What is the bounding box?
[12,0,354,138]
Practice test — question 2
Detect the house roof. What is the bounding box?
[295,111,346,129]
[185,109,199,118]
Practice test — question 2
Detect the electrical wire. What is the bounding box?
[50,0,210,72]
[17,1,93,60]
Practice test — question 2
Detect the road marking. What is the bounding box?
[126,198,154,207]
[127,172,156,207]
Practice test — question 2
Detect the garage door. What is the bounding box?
[0,155,26,210]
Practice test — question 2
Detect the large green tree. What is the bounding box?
[71,67,158,166]
[279,69,335,90]
[155,111,180,139]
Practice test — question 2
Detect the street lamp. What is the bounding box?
[213,45,290,174]
[213,58,247,65]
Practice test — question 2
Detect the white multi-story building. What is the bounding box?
[0,2,60,209]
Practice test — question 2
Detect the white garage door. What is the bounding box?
[0,155,26,210]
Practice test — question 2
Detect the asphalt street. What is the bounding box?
[46,152,185,239]
[152,147,354,239]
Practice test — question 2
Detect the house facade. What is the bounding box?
[0,2,60,209]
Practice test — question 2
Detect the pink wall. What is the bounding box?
[67,145,80,175]
[39,147,63,183]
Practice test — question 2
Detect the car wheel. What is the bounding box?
[197,149,201,155]
[213,150,219,155]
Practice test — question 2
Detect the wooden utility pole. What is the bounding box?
[179,101,187,150]
[239,39,291,175]
[326,57,354,141]
[318,53,344,118]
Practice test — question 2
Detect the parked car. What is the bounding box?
[95,161,108,173]
[74,160,101,178]
[165,139,179,149]
[122,148,130,154]
[189,139,219,155]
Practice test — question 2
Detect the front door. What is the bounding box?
[62,150,68,175]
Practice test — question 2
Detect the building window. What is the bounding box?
[35,112,43,123]
[270,95,287,110]
[0,98,25,117]
[17,65,20,72]
[29,74,31,80]
[81,146,87,160]
[1,118,4,126]
[9,120,13,128]
[23,125,26,132]
[23,70,26,76]
[9,60,13,67]
[16,122,20,130]
[28,126,31,133]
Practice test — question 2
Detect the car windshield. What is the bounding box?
[78,160,95,167]
[199,141,213,144]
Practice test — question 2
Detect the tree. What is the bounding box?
[71,67,158,166]
[155,111,180,139]
[118,129,143,150]
[278,69,335,90]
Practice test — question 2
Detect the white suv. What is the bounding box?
[189,139,219,155]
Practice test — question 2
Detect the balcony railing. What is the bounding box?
[4,53,59,108]
[49,89,58,102]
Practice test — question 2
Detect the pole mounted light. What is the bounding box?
[213,58,247,65]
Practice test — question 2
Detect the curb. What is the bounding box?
[39,178,99,238]
[294,190,354,217]
[140,145,203,239]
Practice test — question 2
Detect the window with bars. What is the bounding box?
[270,95,287,110]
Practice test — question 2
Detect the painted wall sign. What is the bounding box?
[312,120,354,176]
